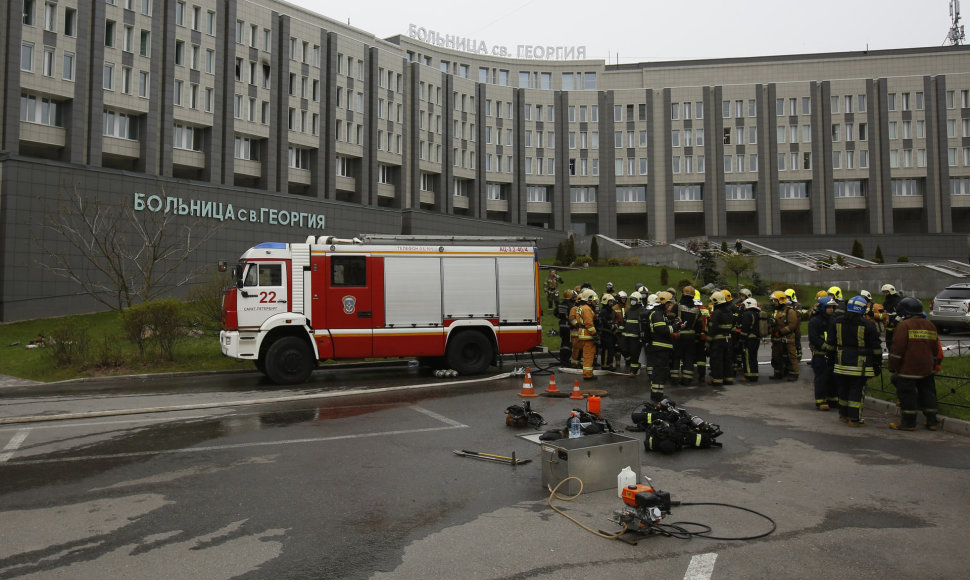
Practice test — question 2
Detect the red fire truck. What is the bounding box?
[220,234,543,384]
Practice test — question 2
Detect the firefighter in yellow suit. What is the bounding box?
[576,289,599,380]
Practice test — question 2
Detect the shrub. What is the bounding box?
[720,240,730,254]
[573,255,592,267]
[660,267,669,286]
[555,242,566,266]
[851,239,865,258]
[186,273,232,333]
[607,257,622,266]
[897,255,909,263]
[590,237,599,264]
[121,299,189,360]
[565,235,577,265]
[44,325,90,368]
[873,245,885,264]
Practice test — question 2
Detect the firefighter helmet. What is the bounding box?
[771,290,788,304]
[785,289,797,303]
[562,289,574,300]
[682,285,695,297]
[860,289,873,301]
[606,282,614,292]
[656,291,674,304]
[739,288,752,298]
[618,290,628,300]
[629,291,643,304]
[635,283,647,294]
[881,284,897,295]
[816,290,829,299]
[743,297,758,310]
[827,286,843,300]
[710,291,727,305]
[601,293,615,306]
[647,293,659,306]
[721,289,733,302]
[583,289,598,303]
[897,297,924,317]
[815,296,833,314]
[846,296,867,314]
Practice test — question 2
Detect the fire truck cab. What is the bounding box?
[220,234,543,385]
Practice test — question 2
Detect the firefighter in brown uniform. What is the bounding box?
[575,289,599,380]
[888,297,942,431]
[568,291,582,368]
[770,290,801,381]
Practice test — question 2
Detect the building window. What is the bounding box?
[234,136,260,161]
[288,147,311,170]
[834,180,865,198]
[779,182,808,199]
[173,123,203,151]
[62,52,75,81]
[138,71,149,97]
[674,185,702,201]
[103,63,114,90]
[891,179,922,196]
[20,93,62,127]
[105,20,116,47]
[725,183,755,200]
[103,109,139,139]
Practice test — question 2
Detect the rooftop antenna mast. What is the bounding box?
[948,0,966,45]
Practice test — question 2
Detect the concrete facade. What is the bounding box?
[4,0,970,319]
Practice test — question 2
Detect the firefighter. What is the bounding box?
[881,284,903,350]
[556,288,575,367]
[721,289,740,378]
[770,290,801,381]
[647,291,676,401]
[808,296,837,410]
[622,291,646,376]
[604,281,616,300]
[738,297,762,382]
[671,285,701,385]
[544,269,563,310]
[695,291,711,385]
[861,289,888,338]
[823,295,882,427]
[576,289,599,380]
[596,293,619,371]
[613,290,628,369]
[707,291,735,386]
[828,286,846,318]
[785,289,806,361]
[568,290,583,369]
[888,297,942,431]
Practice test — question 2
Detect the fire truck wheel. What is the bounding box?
[446,331,493,375]
[264,336,315,385]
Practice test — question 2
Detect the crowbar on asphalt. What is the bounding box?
[453,449,531,465]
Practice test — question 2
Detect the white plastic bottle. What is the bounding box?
[568,412,581,438]
[617,466,637,497]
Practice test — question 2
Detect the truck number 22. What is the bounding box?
[259,291,277,303]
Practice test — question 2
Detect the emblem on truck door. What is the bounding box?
[342,295,357,314]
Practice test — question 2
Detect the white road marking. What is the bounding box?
[0,429,31,463]
[411,405,467,428]
[0,424,466,466]
[684,552,718,580]
[0,372,514,426]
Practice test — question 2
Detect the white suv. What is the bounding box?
[929,283,970,333]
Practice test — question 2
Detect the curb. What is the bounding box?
[864,395,970,436]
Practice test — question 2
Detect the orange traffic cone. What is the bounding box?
[517,367,538,397]
[569,380,585,400]
[544,374,562,395]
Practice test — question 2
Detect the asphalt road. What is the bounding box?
[1,358,969,579]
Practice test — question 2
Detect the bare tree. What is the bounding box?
[39,185,218,311]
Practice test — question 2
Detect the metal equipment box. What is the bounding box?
[540,433,641,495]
